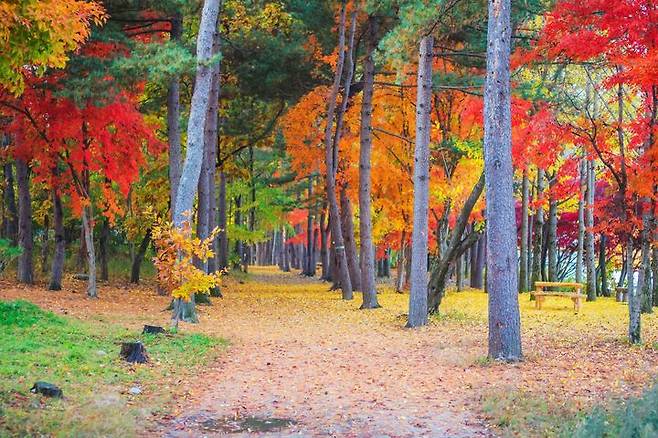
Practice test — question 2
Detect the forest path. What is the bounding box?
[156,266,493,438]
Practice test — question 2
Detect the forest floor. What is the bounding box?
[2,266,658,437]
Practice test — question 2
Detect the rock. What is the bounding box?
[31,382,63,398]
[142,325,166,335]
[129,386,142,395]
[120,341,149,364]
[96,350,107,356]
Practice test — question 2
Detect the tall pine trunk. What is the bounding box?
[547,186,558,281]
[168,12,183,212]
[519,168,529,292]
[322,2,352,300]
[340,188,360,290]
[627,238,640,343]
[358,15,379,309]
[81,204,97,298]
[99,217,109,281]
[531,168,545,290]
[49,190,65,290]
[576,159,586,284]
[16,158,33,284]
[585,160,596,300]
[483,0,522,361]
[172,0,221,329]
[217,169,228,269]
[407,35,433,328]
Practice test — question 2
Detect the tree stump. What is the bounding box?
[120,341,149,363]
[142,325,166,335]
[31,382,63,398]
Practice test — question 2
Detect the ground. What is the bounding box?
[1,266,658,437]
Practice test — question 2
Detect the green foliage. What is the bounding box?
[0,238,22,275]
[0,299,226,436]
[574,384,658,438]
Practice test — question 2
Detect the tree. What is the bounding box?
[407,35,433,328]
[483,0,522,361]
[171,0,221,327]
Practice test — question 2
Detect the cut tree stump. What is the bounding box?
[31,382,63,398]
[142,325,166,335]
[120,341,149,363]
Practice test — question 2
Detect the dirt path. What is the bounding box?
[156,268,493,437]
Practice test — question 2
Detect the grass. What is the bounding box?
[0,300,226,437]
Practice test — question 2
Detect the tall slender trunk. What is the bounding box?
[652,244,658,308]
[585,160,596,300]
[407,35,433,328]
[627,238,640,343]
[340,187,360,290]
[2,162,17,243]
[396,231,408,292]
[323,2,352,300]
[358,14,379,309]
[49,190,65,290]
[319,209,329,279]
[168,12,183,213]
[234,195,243,269]
[547,189,558,281]
[484,0,522,361]
[172,0,222,329]
[531,168,545,290]
[217,169,228,269]
[576,159,586,284]
[130,230,151,284]
[303,177,314,276]
[519,168,529,292]
[598,234,609,297]
[16,158,33,284]
[472,233,485,289]
[456,255,464,291]
[81,204,97,298]
[99,217,109,281]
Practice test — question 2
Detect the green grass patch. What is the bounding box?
[482,389,579,437]
[0,299,226,437]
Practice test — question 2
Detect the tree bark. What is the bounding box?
[358,15,380,309]
[16,158,33,284]
[81,204,97,298]
[627,238,640,343]
[576,160,586,284]
[531,168,545,290]
[396,230,408,292]
[40,213,49,274]
[319,209,329,280]
[217,168,228,269]
[171,0,222,329]
[340,187,360,290]
[168,12,183,213]
[130,230,151,284]
[49,190,65,291]
[483,0,522,361]
[547,183,558,282]
[303,176,315,276]
[323,2,352,300]
[407,35,433,328]
[519,167,529,292]
[585,160,596,300]
[598,234,609,297]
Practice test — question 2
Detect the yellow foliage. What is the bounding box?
[151,218,222,301]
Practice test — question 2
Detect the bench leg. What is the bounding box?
[536,296,544,310]
[572,297,581,313]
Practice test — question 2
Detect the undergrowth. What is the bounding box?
[0,300,225,437]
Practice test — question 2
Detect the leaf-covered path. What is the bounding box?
[157,268,493,437]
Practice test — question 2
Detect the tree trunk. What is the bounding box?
[81,204,97,298]
[171,0,222,329]
[407,35,433,328]
[16,158,33,284]
[483,0,522,361]
[472,232,486,289]
[217,169,228,269]
[49,190,65,291]
[652,244,658,308]
[456,255,464,291]
[303,177,315,276]
[531,168,545,290]
[358,14,379,309]
[547,187,558,282]
[130,230,151,284]
[340,188,360,290]
[627,238,641,343]
[99,217,109,281]
[319,209,329,280]
[519,167,529,292]
[168,12,183,213]
[585,160,596,301]
[234,195,243,270]
[323,2,352,300]
[576,159,585,284]
[2,162,18,243]
[599,234,609,297]
[396,230,408,292]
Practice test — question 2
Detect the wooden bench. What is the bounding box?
[531,281,585,313]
